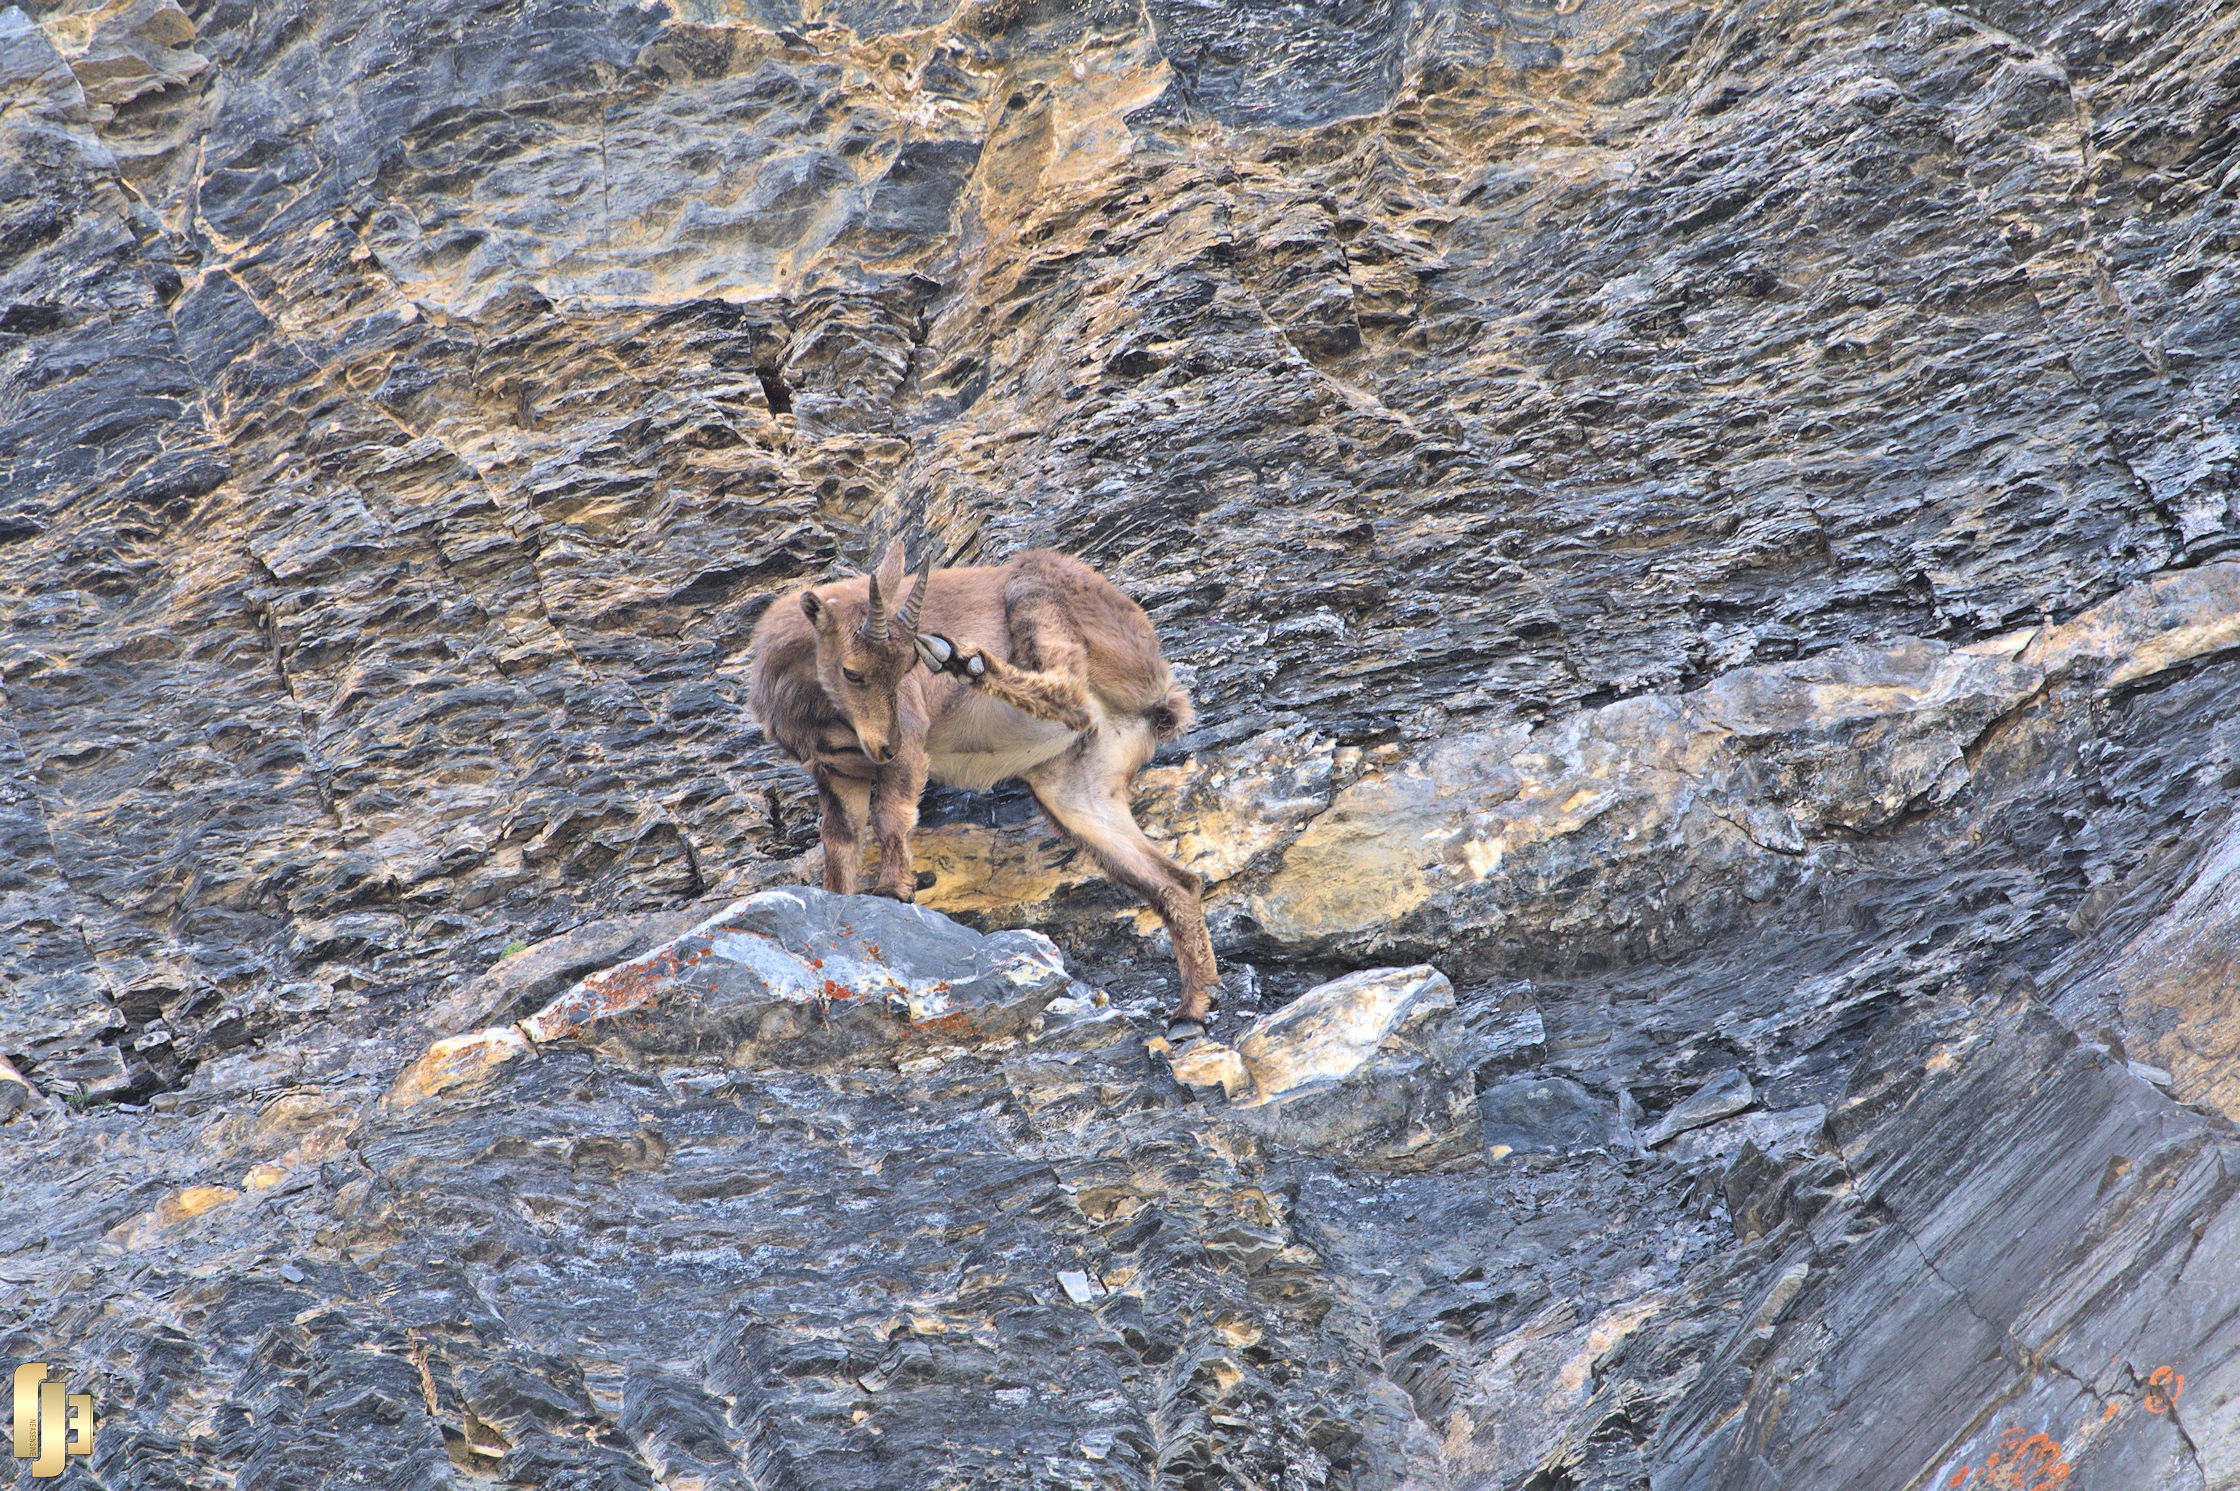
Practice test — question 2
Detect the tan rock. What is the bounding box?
[385,1026,533,1110]
[1160,1037,1256,1101]
[910,727,1336,923]
[1213,966,1481,1169]
[42,0,207,107]
[156,1184,237,1224]
[2099,817,2240,1122]
[243,1163,292,1191]
[2020,559,2240,691]
[1253,642,2039,944]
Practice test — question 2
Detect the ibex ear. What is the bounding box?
[872,539,906,601]
[800,590,832,632]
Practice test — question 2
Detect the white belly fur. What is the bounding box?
[925,692,1087,791]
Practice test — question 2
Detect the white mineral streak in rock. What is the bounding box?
[1232,965,1454,1105]
[1056,1270,1107,1304]
[702,925,842,1003]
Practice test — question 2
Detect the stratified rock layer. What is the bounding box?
[4,0,2239,1485]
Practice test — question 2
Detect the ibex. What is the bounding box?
[747,542,1219,1034]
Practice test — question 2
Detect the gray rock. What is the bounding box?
[421,902,724,1037]
[1644,1068,1756,1148]
[393,890,1076,1102]
[526,888,1075,1065]
[1479,1075,1625,1156]
[1223,965,1484,1169]
[3,0,2240,1484]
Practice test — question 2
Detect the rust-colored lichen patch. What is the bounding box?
[1981,1427,2068,1490]
[908,1008,980,1039]
[1943,1364,2188,1490]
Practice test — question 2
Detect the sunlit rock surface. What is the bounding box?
[5,0,2240,1483]
[1152,964,1487,1167]
[390,888,1080,1105]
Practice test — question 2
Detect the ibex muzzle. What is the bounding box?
[749,542,1218,1034]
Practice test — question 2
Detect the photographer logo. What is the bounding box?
[11,1364,95,1477]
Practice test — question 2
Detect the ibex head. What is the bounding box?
[798,539,934,764]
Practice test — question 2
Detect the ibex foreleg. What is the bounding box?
[866,742,927,902]
[915,633,1094,732]
[813,771,870,896]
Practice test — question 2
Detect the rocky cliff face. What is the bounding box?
[4,0,2238,1485]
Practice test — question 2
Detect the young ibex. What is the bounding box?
[748,542,1219,1034]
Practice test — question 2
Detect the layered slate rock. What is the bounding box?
[1544,994,2240,1491]
[4,0,2240,1484]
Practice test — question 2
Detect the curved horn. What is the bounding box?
[893,552,935,639]
[862,566,885,640]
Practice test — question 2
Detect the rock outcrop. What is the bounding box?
[4,0,2238,1484]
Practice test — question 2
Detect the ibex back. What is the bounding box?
[747,543,1219,1033]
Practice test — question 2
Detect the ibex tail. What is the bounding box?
[1148,682,1193,741]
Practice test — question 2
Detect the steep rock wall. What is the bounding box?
[3,0,2238,1486]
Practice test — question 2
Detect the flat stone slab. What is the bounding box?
[390,890,1075,1106]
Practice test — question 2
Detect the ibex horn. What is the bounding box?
[893,552,935,639]
[862,563,885,641]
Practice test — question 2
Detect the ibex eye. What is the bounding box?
[842,668,866,685]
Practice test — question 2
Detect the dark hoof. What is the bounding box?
[1164,1017,1207,1042]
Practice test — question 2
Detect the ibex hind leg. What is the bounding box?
[1025,725,1218,1036]
[815,773,871,896]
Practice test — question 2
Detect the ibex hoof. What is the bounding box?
[869,884,915,903]
[915,632,986,679]
[1164,1016,1207,1042]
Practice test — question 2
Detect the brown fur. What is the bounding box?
[748,545,1218,1028]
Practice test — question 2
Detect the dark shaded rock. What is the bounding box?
[1563,994,2240,1491]
[1480,1074,1625,1156]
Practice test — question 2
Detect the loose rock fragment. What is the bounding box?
[1645,1069,1755,1147]
[1209,965,1483,1167]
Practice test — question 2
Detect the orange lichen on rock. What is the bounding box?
[1981,1427,2068,1490]
[908,1008,980,1040]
